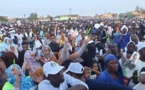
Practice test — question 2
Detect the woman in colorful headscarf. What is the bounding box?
[39,45,58,64]
[22,50,41,75]
[97,54,124,85]
[2,64,35,90]
[0,59,7,90]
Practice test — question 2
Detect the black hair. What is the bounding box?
[69,71,83,79]
[50,34,56,37]
[91,61,100,74]
[140,67,145,73]
[22,41,28,46]
[91,61,99,68]
[61,59,73,70]
[127,42,135,48]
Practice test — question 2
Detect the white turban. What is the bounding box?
[121,25,128,35]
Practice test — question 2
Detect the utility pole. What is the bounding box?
[69,8,72,19]
[24,14,26,20]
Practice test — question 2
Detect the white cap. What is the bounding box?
[65,62,84,74]
[94,23,100,29]
[43,61,64,77]
[140,72,145,75]
[88,40,94,44]
[137,42,145,51]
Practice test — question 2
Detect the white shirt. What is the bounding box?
[133,83,145,90]
[38,73,88,90]
[15,33,23,44]
[44,37,51,45]
[135,59,145,75]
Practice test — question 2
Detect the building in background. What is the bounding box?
[54,14,79,20]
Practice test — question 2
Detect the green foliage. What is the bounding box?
[135,6,145,14]
[15,18,24,21]
[27,13,38,21]
[0,16,8,21]
[47,15,53,21]
[119,12,136,18]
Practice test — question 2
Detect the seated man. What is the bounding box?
[38,61,88,90]
[133,67,145,90]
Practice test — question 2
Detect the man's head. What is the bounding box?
[37,34,42,40]
[65,62,84,80]
[109,43,118,54]
[139,67,145,84]
[50,34,56,43]
[22,42,28,51]
[131,34,139,45]
[121,25,128,35]
[43,61,64,87]
[138,43,145,58]
[45,32,50,38]
[81,33,86,39]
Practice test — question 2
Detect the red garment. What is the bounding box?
[124,77,129,86]
[126,54,131,60]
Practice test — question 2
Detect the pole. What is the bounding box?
[70,8,71,19]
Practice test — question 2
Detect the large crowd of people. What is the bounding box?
[0,18,145,90]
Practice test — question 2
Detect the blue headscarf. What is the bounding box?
[97,54,124,85]
[104,54,123,76]
[5,64,35,90]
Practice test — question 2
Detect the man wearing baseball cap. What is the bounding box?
[65,62,85,82]
[65,62,133,90]
[38,61,88,90]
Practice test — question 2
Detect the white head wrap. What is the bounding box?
[121,25,128,35]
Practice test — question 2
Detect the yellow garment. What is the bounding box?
[58,36,64,46]
[2,82,14,90]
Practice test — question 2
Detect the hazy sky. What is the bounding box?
[0,0,145,18]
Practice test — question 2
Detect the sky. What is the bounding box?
[0,0,145,18]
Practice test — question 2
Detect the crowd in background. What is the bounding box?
[0,18,145,90]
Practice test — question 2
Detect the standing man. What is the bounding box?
[49,34,60,59]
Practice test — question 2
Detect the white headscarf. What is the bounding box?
[124,41,136,52]
[121,25,128,35]
[41,45,54,62]
[7,45,18,58]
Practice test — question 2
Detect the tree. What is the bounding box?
[47,15,53,21]
[112,13,117,17]
[0,16,8,22]
[140,8,145,14]
[15,18,24,21]
[135,6,140,12]
[119,12,136,18]
[27,13,38,21]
